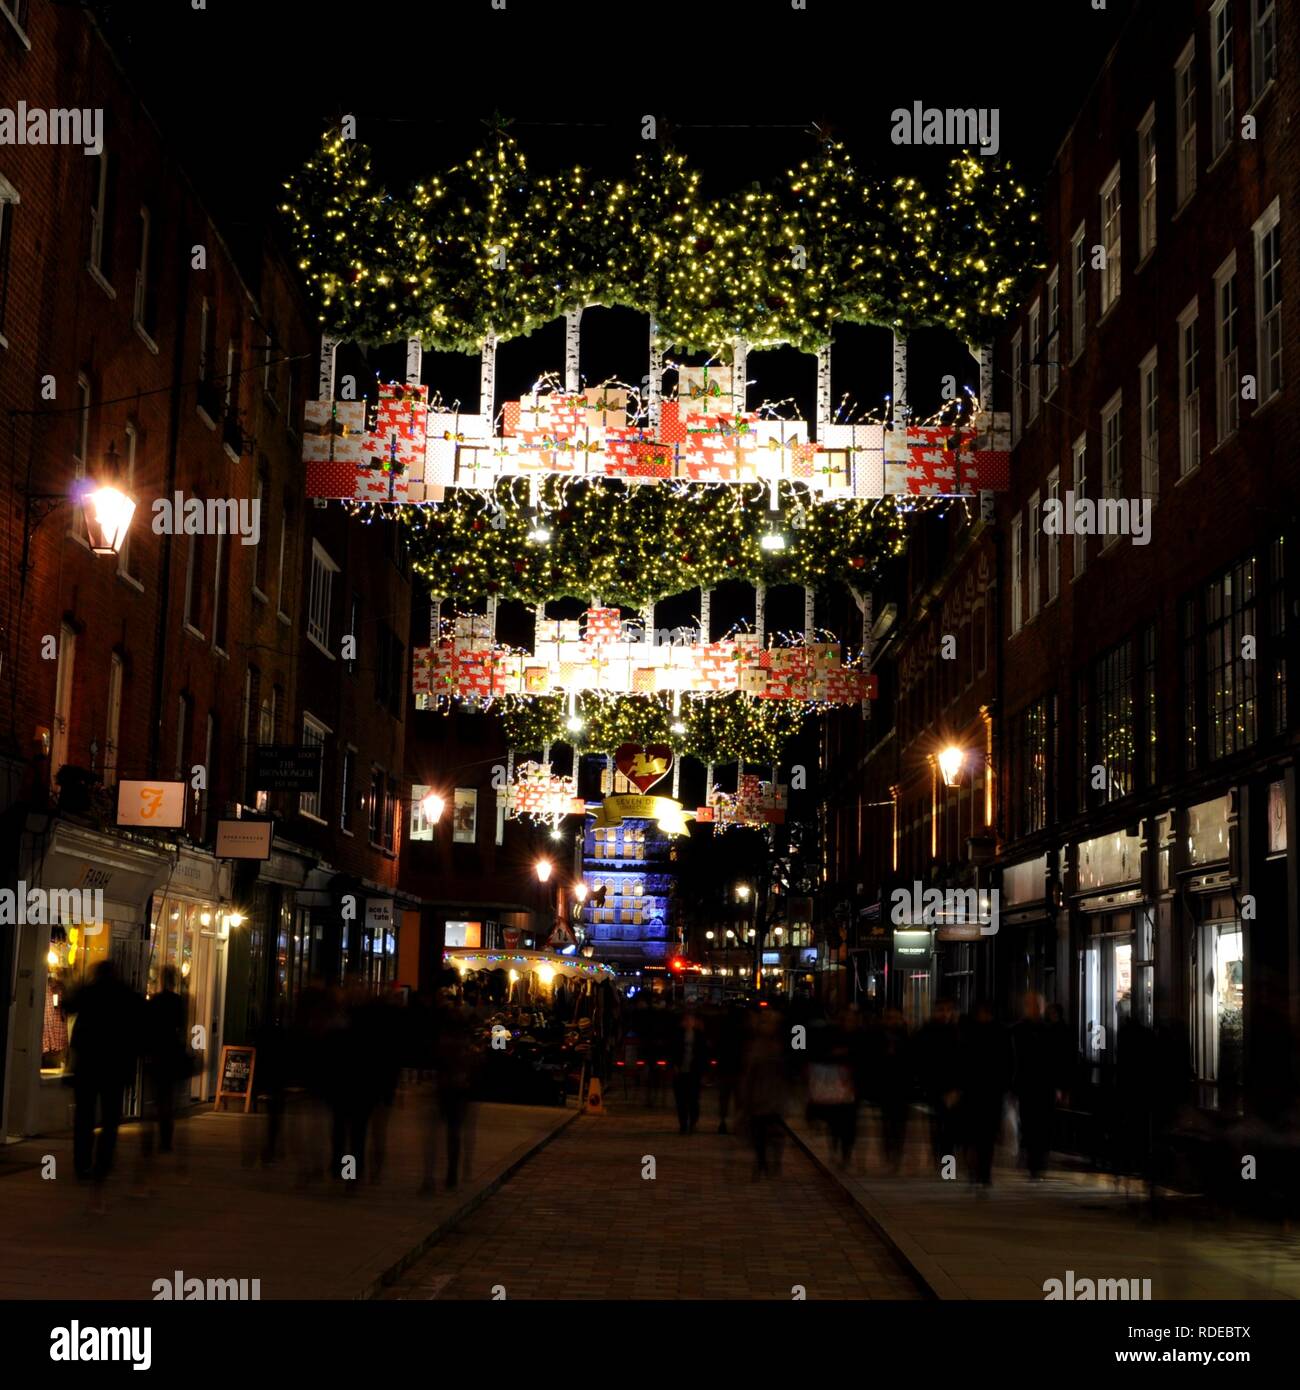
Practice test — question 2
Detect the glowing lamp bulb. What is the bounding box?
[535,859,553,882]
[421,791,446,824]
[938,745,966,787]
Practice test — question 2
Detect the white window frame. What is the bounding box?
[1028,490,1041,620]
[183,529,204,636]
[410,782,435,842]
[299,713,330,821]
[1101,392,1123,552]
[1046,466,1061,604]
[1178,298,1201,478]
[276,512,291,622]
[174,693,190,782]
[104,652,123,787]
[116,422,142,587]
[1027,299,1041,423]
[1071,224,1087,360]
[1010,513,1024,635]
[1137,105,1157,261]
[1099,163,1122,315]
[1254,197,1282,404]
[1072,434,1088,579]
[1045,267,1060,396]
[1251,0,1277,102]
[1214,252,1239,444]
[132,205,158,351]
[51,623,77,777]
[340,745,356,834]
[1175,39,1198,208]
[1210,0,1234,161]
[71,374,91,541]
[307,539,338,655]
[88,150,114,294]
[0,174,17,349]
[1139,347,1159,501]
[1010,329,1023,446]
[212,530,228,655]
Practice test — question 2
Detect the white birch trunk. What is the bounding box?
[480,331,498,425]
[565,308,583,393]
[700,587,712,643]
[815,341,832,437]
[733,337,748,415]
[892,331,908,426]
[755,583,766,645]
[318,334,339,400]
[648,316,663,430]
[405,336,423,386]
[803,586,815,641]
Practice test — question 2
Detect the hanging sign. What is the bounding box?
[613,743,673,794]
[116,780,186,828]
[592,794,693,836]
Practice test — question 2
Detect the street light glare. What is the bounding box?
[83,484,136,556]
[420,790,446,824]
[535,859,553,882]
[938,745,966,788]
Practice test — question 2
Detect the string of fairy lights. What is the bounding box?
[281,129,1040,351]
[284,125,1036,770]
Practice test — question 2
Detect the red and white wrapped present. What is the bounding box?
[303,400,367,499]
[885,425,973,495]
[607,441,674,479]
[657,399,688,445]
[583,607,623,644]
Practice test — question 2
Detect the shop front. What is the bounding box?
[145,849,233,1103]
[1071,827,1152,1080]
[999,852,1063,1011]
[4,818,172,1137]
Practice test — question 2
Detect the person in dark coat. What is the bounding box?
[913,998,963,1173]
[876,1007,912,1173]
[960,1001,1013,1189]
[714,1003,746,1134]
[670,1008,707,1135]
[1011,991,1058,1179]
[67,960,144,1210]
[142,967,189,1159]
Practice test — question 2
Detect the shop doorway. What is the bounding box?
[901,969,931,1030]
[1189,900,1244,1106]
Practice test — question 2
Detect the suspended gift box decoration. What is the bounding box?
[497,761,585,823]
[301,382,1009,503]
[414,609,877,704]
[696,774,788,829]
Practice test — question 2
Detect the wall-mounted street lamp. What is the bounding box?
[535,858,553,883]
[21,444,136,573]
[420,790,446,824]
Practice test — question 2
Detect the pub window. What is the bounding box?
[1142,624,1158,788]
[299,714,329,820]
[1268,534,1287,735]
[1183,597,1199,771]
[1093,637,1135,802]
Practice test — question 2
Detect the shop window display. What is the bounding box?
[41,922,111,1076]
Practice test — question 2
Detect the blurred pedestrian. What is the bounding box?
[1011,991,1057,1179]
[142,967,189,1164]
[876,1007,912,1173]
[714,1002,746,1134]
[430,987,479,1191]
[914,998,962,1174]
[67,961,143,1213]
[740,1009,787,1178]
[961,1001,1012,1190]
[670,1008,706,1135]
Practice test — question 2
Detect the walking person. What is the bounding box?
[877,1007,912,1174]
[913,998,962,1175]
[960,1001,1013,1191]
[670,1007,706,1135]
[714,1002,746,1134]
[67,961,144,1214]
[740,1009,787,1179]
[141,967,189,1167]
[1011,991,1058,1180]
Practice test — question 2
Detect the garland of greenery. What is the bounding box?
[498,692,809,768]
[283,131,1040,352]
[397,477,908,606]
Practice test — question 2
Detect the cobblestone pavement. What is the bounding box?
[383,1102,923,1301]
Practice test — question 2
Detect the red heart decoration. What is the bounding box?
[613,743,673,794]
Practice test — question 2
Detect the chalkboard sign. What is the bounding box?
[214,1045,256,1113]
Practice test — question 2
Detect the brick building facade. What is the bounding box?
[0,0,413,1138]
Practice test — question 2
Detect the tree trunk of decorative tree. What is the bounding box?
[700,587,712,643]
[565,308,583,393]
[815,341,831,437]
[318,334,338,400]
[732,337,748,415]
[648,316,663,430]
[892,331,908,426]
[480,330,498,424]
[405,336,422,386]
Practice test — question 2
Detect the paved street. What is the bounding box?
[383,1101,922,1301]
[0,1087,572,1301]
